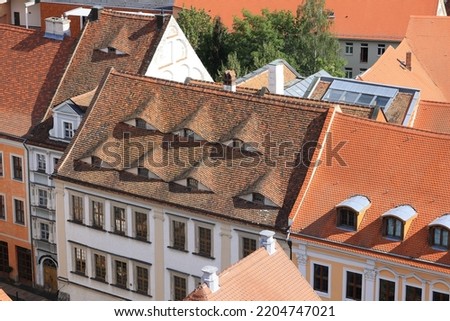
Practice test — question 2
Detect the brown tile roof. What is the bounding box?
[360,16,450,103]
[0,24,75,138]
[290,111,450,269]
[174,0,442,40]
[413,100,450,134]
[56,68,334,229]
[0,289,12,301]
[185,241,320,301]
[49,9,169,109]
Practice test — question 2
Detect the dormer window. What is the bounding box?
[98,46,126,55]
[64,121,74,139]
[252,193,265,205]
[428,214,450,250]
[91,156,102,168]
[187,178,198,191]
[381,205,417,241]
[182,129,195,139]
[136,118,147,129]
[336,195,371,231]
[137,167,148,178]
[232,139,243,149]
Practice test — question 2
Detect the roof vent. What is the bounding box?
[223,70,236,92]
[201,266,220,293]
[259,230,276,255]
[44,16,71,40]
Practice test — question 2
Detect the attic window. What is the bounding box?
[91,156,102,168]
[231,139,243,149]
[137,167,148,178]
[252,193,265,205]
[336,195,371,231]
[187,178,199,191]
[136,119,147,129]
[99,46,127,55]
[428,214,450,250]
[381,205,417,241]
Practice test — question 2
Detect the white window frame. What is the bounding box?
[376,272,398,301]
[69,192,84,223]
[111,203,127,236]
[194,220,214,258]
[90,197,105,229]
[133,208,149,241]
[113,257,128,289]
[36,153,46,172]
[63,121,74,140]
[10,154,23,182]
[72,245,87,275]
[344,67,353,79]
[13,197,26,226]
[345,42,353,55]
[134,263,151,296]
[170,270,188,301]
[377,43,386,56]
[0,193,6,221]
[310,260,331,298]
[40,222,50,241]
[168,214,188,252]
[92,251,107,283]
[38,188,48,208]
[342,268,364,301]
[429,280,450,301]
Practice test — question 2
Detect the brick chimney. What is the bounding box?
[201,266,220,293]
[268,61,284,95]
[223,70,236,92]
[406,52,412,71]
[259,230,276,255]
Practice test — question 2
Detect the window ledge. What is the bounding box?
[70,271,88,278]
[336,225,356,232]
[90,277,109,284]
[167,246,189,253]
[431,245,449,252]
[192,252,215,260]
[132,290,152,298]
[89,225,107,232]
[134,237,151,244]
[111,284,129,291]
[67,219,86,226]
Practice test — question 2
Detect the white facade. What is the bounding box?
[10,0,40,27]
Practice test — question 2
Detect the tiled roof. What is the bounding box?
[290,111,450,268]
[55,68,334,229]
[49,9,169,108]
[360,16,450,103]
[0,24,75,138]
[0,289,12,301]
[174,0,442,40]
[413,100,450,134]
[185,241,320,301]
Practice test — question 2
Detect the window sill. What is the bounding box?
[132,290,152,298]
[111,284,129,291]
[167,246,189,253]
[90,277,109,284]
[70,271,88,278]
[337,225,356,232]
[88,225,107,232]
[192,252,215,260]
[134,237,151,244]
[67,219,86,226]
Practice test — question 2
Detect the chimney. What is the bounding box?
[156,14,165,30]
[201,266,220,293]
[406,52,412,71]
[44,16,71,40]
[89,5,103,22]
[268,61,284,95]
[223,70,236,92]
[259,230,276,255]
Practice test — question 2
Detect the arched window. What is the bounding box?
[381,205,416,241]
[429,214,450,250]
[384,217,403,239]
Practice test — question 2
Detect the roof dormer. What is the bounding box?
[49,99,84,142]
[173,128,204,141]
[381,205,417,241]
[124,118,157,131]
[336,195,371,231]
[98,46,127,55]
[125,167,162,180]
[173,177,211,192]
[239,192,278,207]
[428,214,450,251]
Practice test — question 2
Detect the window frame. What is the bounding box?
[378,277,396,301]
[344,270,363,301]
[171,271,188,301]
[36,153,46,173]
[93,252,107,282]
[38,189,48,208]
[377,43,386,56]
[195,221,213,258]
[11,155,23,181]
[135,264,150,295]
[337,207,357,231]
[0,152,4,177]
[112,205,126,235]
[73,247,86,275]
[0,194,5,220]
[360,43,369,63]
[70,194,84,224]
[430,226,449,250]
[114,259,128,288]
[40,222,50,241]
[134,209,148,241]
[405,284,423,301]
[311,262,330,297]
[63,121,74,140]
[169,216,187,252]
[91,198,105,229]
[187,177,199,191]
[432,290,450,301]
[344,67,353,79]
[252,192,265,205]
[13,198,25,225]
[345,42,353,55]
[240,234,258,259]
[383,216,404,240]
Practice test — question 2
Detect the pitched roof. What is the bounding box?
[0,24,75,138]
[49,9,169,108]
[360,16,450,103]
[185,240,320,301]
[0,289,12,301]
[290,111,450,269]
[55,68,335,229]
[173,0,443,40]
[413,100,450,134]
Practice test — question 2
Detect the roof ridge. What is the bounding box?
[336,111,450,140]
[0,24,35,34]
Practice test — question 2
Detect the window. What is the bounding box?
[14,199,25,225]
[313,263,329,294]
[16,247,32,282]
[405,285,422,301]
[0,195,5,220]
[430,227,449,249]
[384,217,403,239]
[345,42,353,55]
[136,266,149,294]
[252,193,265,205]
[63,122,74,139]
[377,44,386,56]
[379,278,395,301]
[172,274,187,301]
[337,208,357,230]
[0,152,3,176]
[137,167,148,178]
[94,253,106,281]
[113,206,126,235]
[115,260,127,288]
[12,156,22,181]
[38,189,48,208]
[36,154,46,172]
[356,93,374,106]
[346,271,362,300]
[344,68,353,79]
[40,223,49,241]
[242,236,257,258]
[135,211,148,240]
[187,178,198,191]
[433,291,450,301]
[232,139,243,149]
[171,220,186,251]
[136,118,147,129]
[360,43,368,63]
[196,225,212,257]
[74,247,86,274]
[71,195,84,223]
[0,241,9,273]
[92,200,104,229]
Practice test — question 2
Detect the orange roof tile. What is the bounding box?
[413,100,450,134]
[0,24,75,138]
[0,289,12,301]
[290,111,450,269]
[360,16,450,103]
[185,241,320,301]
[174,0,442,40]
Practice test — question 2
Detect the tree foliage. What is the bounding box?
[176,0,345,79]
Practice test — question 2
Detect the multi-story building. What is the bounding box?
[0,24,75,287]
[24,8,213,293]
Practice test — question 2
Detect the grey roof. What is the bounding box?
[429,214,450,229]
[381,205,417,222]
[336,195,371,212]
[285,70,331,98]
